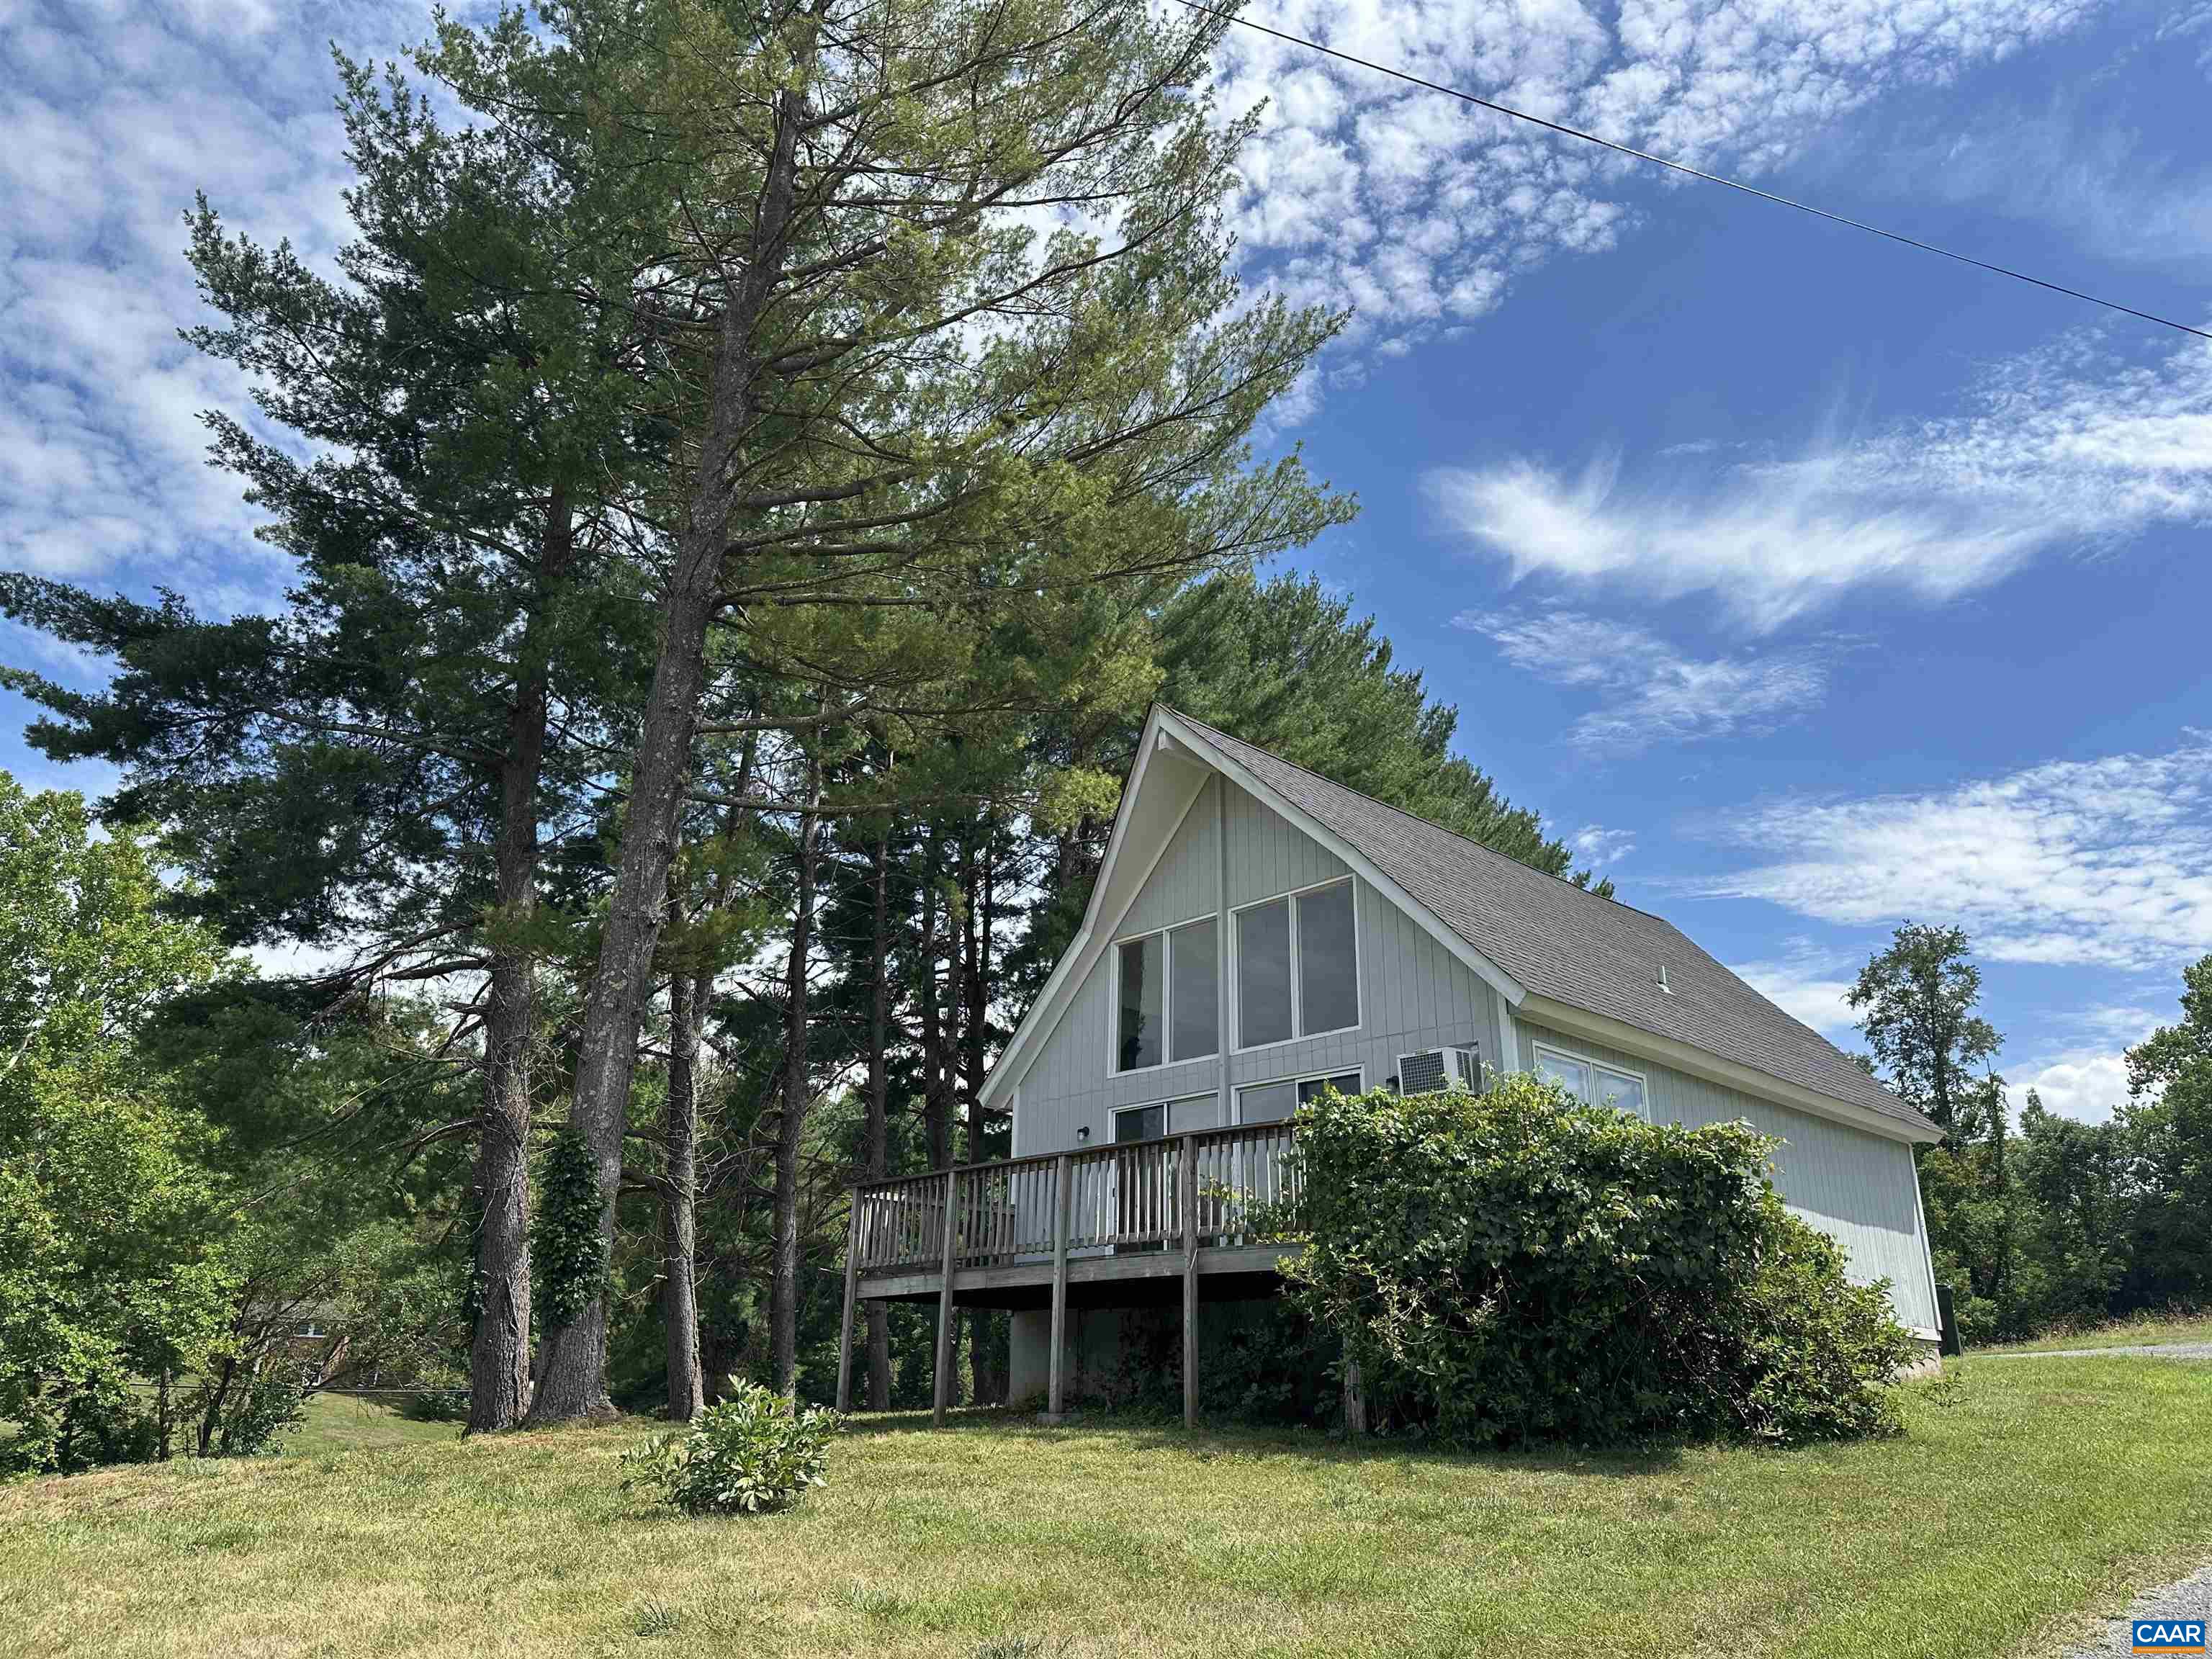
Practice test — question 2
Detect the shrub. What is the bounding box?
[1281,1076,1914,1448]
[623,1382,842,1515]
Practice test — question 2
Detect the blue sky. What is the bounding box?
[3,0,2208,1119]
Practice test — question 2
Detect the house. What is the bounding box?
[837,706,1943,1424]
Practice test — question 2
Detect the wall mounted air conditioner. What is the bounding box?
[1397,1044,1481,1094]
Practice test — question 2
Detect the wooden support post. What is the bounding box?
[1342,1344,1367,1438]
[1181,1133,1199,1431]
[1048,1154,1071,1419]
[932,1168,959,1427]
[835,1189,861,1413]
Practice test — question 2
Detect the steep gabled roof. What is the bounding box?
[1171,711,1924,1136]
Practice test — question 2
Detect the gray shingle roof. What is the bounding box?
[1174,711,1921,1132]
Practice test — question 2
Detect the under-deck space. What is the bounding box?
[835,1123,1300,1425]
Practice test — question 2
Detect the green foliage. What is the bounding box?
[0,776,241,1474]
[1281,1076,1913,1448]
[622,1383,842,1515]
[1156,572,1601,889]
[534,1130,608,1328]
[1847,922,2002,1145]
[1851,927,2212,1344]
[1724,1213,1915,1443]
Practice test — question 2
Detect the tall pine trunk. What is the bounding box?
[662,965,707,1421]
[865,824,893,1410]
[528,94,806,1424]
[770,744,823,1394]
[469,483,572,1433]
[920,833,952,1172]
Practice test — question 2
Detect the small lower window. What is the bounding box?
[1238,1069,1362,1124]
[1534,1044,1647,1118]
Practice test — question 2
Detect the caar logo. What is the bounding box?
[2134,1618,2206,1654]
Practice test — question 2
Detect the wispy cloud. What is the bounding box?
[1424,330,2212,628]
[1700,735,2212,971]
[0,2,418,601]
[1729,947,1863,1042]
[1218,0,2103,362]
[1570,822,1637,864]
[1457,607,1827,751]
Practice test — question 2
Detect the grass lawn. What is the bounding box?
[282,1393,464,1457]
[1977,1311,2212,1355]
[4,1359,2208,1659]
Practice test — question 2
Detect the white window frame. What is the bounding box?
[1233,1065,1365,1124]
[1229,875,1362,1056]
[1532,1040,1650,1120]
[1107,912,1220,1076]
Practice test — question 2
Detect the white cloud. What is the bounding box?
[1218,0,2103,358]
[1570,822,1637,863]
[1457,606,1827,750]
[1424,330,2212,628]
[2010,1004,2165,1121]
[2016,1049,2134,1122]
[1701,735,2212,971]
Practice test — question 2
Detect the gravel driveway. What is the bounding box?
[2055,1560,2211,1658]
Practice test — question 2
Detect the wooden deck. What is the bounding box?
[835,1123,1301,1427]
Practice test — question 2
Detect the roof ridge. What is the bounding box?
[1163,704,1679,927]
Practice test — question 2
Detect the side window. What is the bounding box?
[1115,918,1220,1073]
[1535,1044,1648,1120]
[1295,882,1358,1035]
[1537,1048,1591,1100]
[1169,918,1218,1062]
[1115,934,1162,1071]
[1113,1102,1166,1143]
[1234,878,1358,1048]
[1240,1070,1362,1123]
[1236,899,1293,1047]
[1236,1079,1298,1124]
[1298,1071,1362,1105]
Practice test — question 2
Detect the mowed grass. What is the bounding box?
[282,1393,463,1457]
[4,1359,2208,1659]
[1978,1310,2212,1355]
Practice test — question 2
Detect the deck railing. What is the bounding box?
[848,1120,1301,1278]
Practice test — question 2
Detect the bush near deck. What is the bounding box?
[1283,1077,1913,1447]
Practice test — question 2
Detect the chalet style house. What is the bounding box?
[837,706,1942,1424]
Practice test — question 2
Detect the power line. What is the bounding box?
[1169,0,2212,343]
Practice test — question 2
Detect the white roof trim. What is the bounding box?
[980,707,1181,1110]
[1154,708,1530,1010]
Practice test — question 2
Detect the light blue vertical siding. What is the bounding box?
[1015,779,1499,1150]
[1514,1020,1940,1331]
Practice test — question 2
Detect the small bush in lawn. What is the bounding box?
[1282,1074,1916,1448]
[622,1382,842,1515]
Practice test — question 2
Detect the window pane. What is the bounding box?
[1537,1050,1591,1102]
[1169,919,1218,1062]
[1298,1071,1362,1105]
[1117,935,1161,1071]
[1114,1103,1165,1143]
[1236,899,1292,1047]
[1296,881,1359,1034]
[1166,1094,1218,1134]
[1238,1080,1298,1123]
[1595,1067,1645,1118]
